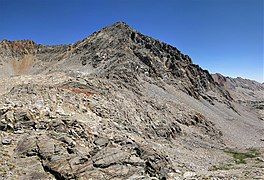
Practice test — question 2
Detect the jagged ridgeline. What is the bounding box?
[0,22,231,102]
[0,22,263,179]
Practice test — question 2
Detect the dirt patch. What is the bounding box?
[12,55,34,75]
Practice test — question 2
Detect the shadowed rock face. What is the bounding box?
[0,22,263,179]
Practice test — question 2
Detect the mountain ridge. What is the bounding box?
[1,22,261,83]
[0,22,263,179]
[0,22,232,103]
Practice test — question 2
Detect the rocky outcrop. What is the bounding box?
[0,40,38,58]
[0,73,224,179]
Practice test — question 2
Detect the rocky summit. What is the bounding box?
[0,22,263,179]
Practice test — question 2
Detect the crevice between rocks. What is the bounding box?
[35,137,66,180]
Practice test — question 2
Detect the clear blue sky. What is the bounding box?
[1,0,263,82]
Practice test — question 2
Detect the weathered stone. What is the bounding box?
[94,137,109,147]
[5,111,15,123]
[183,171,197,178]
[93,147,131,168]
[128,155,145,166]
[14,129,24,134]
[0,120,7,131]
[2,138,12,145]
[58,136,76,146]
[15,156,54,180]
[37,135,57,160]
[15,135,37,156]
[256,157,264,162]
[14,111,32,122]
[69,155,89,166]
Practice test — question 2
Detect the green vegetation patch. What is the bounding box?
[224,148,261,164]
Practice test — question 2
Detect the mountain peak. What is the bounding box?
[113,21,129,26]
[107,21,132,30]
[99,21,135,36]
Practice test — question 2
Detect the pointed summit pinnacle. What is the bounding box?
[102,21,134,34]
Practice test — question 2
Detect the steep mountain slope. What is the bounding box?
[212,73,264,120]
[0,22,232,103]
[0,22,263,179]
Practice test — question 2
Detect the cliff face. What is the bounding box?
[0,22,263,179]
